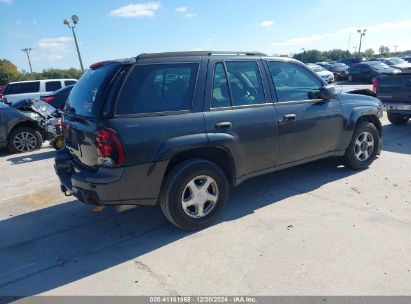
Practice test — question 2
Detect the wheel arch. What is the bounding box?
[164,146,237,186]
[7,120,45,141]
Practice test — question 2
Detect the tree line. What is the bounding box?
[0,59,82,86]
[292,46,411,63]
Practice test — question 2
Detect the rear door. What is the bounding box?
[110,57,206,166]
[203,57,280,178]
[265,60,344,165]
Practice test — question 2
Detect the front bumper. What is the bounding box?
[54,148,164,206]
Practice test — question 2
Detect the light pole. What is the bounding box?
[353,46,357,54]
[394,45,398,53]
[357,29,367,56]
[21,48,33,78]
[64,15,84,73]
[301,48,305,63]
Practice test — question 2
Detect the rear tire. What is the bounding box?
[387,113,409,125]
[343,122,380,170]
[159,159,229,231]
[7,127,42,154]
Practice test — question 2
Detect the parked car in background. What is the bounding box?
[307,64,334,83]
[55,51,383,231]
[40,85,74,110]
[0,86,4,99]
[0,99,61,153]
[1,79,77,104]
[402,57,411,63]
[329,62,349,80]
[347,61,401,83]
[315,62,332,71]
[378,58,411,72]
[374,74,411,125]
[340,58,364,67]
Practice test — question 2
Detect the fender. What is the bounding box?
[346,106,380,131]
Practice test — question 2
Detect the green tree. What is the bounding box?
[0,59,20,86]
[292,49,327,63]
[364,48,375,58]
[323,49,352,61]
[378,45,390,56]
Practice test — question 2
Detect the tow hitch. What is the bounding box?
[60,184,73,196]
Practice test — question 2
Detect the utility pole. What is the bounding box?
[357,29,367,56]
[21,48,33,78]
[353,46,357,54]
[394,45,398,53]
[64,15,84,73]
[301,48,305,63]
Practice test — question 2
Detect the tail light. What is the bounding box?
[96,128,125,167]
[41,96,56,103]
[372,78,379,93]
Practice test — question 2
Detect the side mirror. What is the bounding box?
[320,85,336,100]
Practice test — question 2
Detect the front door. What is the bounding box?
[203,58,280,179]
[265,60,344,165]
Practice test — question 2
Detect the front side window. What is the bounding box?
[116,63,198,115]
[211,61,265,108]
[45,81,62,92]
[268,61,322,102]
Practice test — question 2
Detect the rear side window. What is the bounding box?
[116,63,198,115]
[211,61,265,108]
[4,81,40,95]
[65,80,77,86]
[45,81,62,92]
[65,63,120,117]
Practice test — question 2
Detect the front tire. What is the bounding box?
[7,126,43,154]
[387,113,409,125]
[343,122,380,170]
[160,159,229,231]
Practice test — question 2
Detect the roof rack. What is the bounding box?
[136,51,267,60]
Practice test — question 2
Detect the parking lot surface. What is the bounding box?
[0,114,410,297]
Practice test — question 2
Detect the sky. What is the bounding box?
[1,0,411,72]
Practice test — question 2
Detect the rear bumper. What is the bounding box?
[54,148,166,206]
[382,102,411,115]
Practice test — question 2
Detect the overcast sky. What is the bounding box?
[1,0,411,72]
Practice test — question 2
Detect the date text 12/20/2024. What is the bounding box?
[149,297,257,303]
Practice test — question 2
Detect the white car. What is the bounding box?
[307,64,334,83]
[1,79,77,104]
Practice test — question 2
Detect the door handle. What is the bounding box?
[283,114,297,121]
[215,121,232,130]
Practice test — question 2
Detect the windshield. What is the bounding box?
[332,63,348,69]
[387,58,406,65]
[65,63,120,117]
[366,62,391,69]
[308,65,325,72]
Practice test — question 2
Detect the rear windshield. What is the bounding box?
[65,63,120,117]
[4,81,40,95]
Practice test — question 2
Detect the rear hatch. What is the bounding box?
[63,62,123,167]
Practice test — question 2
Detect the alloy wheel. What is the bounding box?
[181,175,219,218]
[354,131,374,162]
[13,132,38,152]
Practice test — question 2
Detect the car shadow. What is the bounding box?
[382,123,411,155]
[5,150,56,165]
[0,158,358,299]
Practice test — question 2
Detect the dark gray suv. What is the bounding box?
[55,51,383,230]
